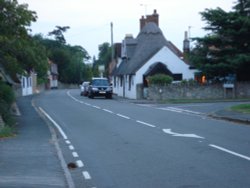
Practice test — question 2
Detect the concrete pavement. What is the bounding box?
[0,96,71,188]
[210,107,250,125]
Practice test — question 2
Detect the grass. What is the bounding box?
[0,125,15,138]
[231,104,250,114]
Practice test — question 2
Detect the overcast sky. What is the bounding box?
[18,0,235,59]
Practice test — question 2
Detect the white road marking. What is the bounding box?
[65,140,71,144]
[168,107,205,115]
[103,109,114,114]
[82,171,91,180]
[39,107,68,140]
[92,105,101,109]
[117,113,130,119]
[69,145,75,150]
[136,120,156,128]
[72,152,79,158]
[157,107,204,116]
[209,144,250,161]
[163,129,204,139]
[76,160,84,168]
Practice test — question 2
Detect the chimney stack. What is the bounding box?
[140,9,159,31]
[183,31,190,53]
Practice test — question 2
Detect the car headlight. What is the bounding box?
[92,87,98,91]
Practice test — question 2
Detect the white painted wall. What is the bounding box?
[113,46,196,99]
[21,76,32,96]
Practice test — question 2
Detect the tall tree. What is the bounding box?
[95,42,111,77]
[48,26,70,45]
[190,0,250,81]
[0,0,48,82]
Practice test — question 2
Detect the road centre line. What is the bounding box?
[209,144,250,161]
[116,113,130,119]
[136,120,156,128]
[92,105,101,109]
[39,107,68,140]
[103,109,114,114]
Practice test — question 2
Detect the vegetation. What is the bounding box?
[0,125,15,138]
[0,80,16,138]
[148,74,173,85]
[190,0,250,81]
[0,0,48,82]
[93,42,112,78]
[231,104,250,113]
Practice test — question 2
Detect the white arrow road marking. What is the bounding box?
[163,129,204,139]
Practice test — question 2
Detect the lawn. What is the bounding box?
[231,104,250,114]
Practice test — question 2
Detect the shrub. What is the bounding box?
[0,81,15,126]
[148,74,173,85]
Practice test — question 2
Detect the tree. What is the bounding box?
[48,26,70,45]
[37,35,91,84]
[0,0,48,82]
[190,0,250,81]
[94,42,111,77]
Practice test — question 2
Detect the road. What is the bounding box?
[34,89,250,188]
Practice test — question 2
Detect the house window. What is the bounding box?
[173,74,183,81]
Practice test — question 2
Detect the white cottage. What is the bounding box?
[112,10,196,99]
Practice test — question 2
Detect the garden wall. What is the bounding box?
[148,82,250,101]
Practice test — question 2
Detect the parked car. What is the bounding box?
[80,81,90,96]
[88,77,112,99]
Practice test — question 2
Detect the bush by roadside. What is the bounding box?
[0,81,16,138]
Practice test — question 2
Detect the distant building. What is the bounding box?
[111,10,196,99]
[47,60,58,89]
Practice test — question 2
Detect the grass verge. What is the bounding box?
[231,104,250,114]
[0,125,15,138]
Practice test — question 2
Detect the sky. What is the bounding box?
[18,0,235,59]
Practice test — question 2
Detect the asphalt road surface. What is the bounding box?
[34,89,250,188]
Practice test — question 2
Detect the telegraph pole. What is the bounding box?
[111,22,114,61]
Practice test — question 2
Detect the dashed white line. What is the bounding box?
[117,113,130,119]
[103,109,114,114]
[209,144,250,161]
[92,105,101,109]
[65,140,71,144]
[69,145,74,150]
[136,120,156,128]
[82,171,91,180]
[72,152,79,158]
[76,160,84,168]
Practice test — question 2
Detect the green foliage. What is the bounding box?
[0,0,48,82]
[0,81,15,126]
[148,74,173,85]
[190,0,250,81]
[37,35,91,84]
[48,26,70,45]
[0,125,15,138]
[231,103,250,113]
[94,43,111,77]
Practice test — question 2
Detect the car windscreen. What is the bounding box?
[92,79,109,86]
